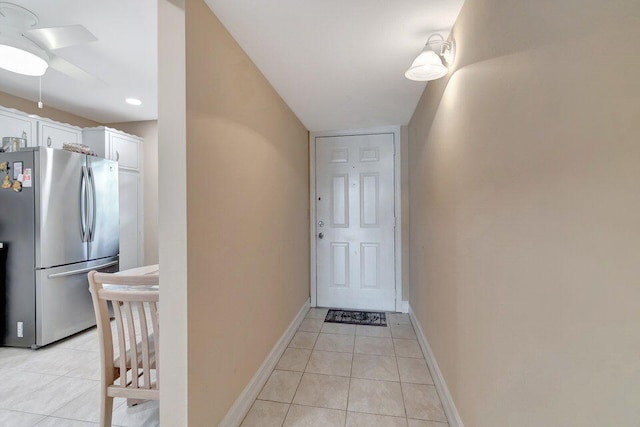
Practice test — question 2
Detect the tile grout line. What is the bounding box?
[250,312,420,426]
[44,379,104,421]
[405,316,451,425]
[0,408,49,424]
[261,368,401,382]
[292,316,352,425]
[284,400,417,419]
[279,323,318,427]
[0,327,156,427]
[31,416,48,427]
[392,318,411,421]
[0,368,69,380]
[241,325,302,426]
[344,331,356,427]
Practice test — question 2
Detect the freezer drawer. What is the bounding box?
[35,257,118,347]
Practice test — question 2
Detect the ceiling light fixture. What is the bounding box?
[125,98,142,106]
[0,35,49,76]
[405,33,455,82]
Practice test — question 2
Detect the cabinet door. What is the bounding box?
[39,122,81,149]
[0,110,35,146]
[81,129,110,158]
[119,170,141,270]
[110,134,139,170]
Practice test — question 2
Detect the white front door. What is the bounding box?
[315,133,396,311]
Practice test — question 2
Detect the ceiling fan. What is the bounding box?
[0,2,99,82]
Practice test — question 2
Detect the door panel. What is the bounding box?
[331,174,349,227]
[35,148,87,268]
[360,243,379,289]
[0,109,35,146]
[360,173,379,227]
[331,242,349,287]
[110,134,139,170]
[316,133,395,311]
[38,122,80,149]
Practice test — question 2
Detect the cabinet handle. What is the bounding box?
[115,150,119,161]
[47,136,52,147]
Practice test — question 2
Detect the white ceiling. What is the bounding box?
[0,1,463,129]
[0,0,157,124]
[205,0,465,132]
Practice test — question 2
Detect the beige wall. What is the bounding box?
[108,120,159,265]
[185,0,310,424]
[0,91,99,128]
[408,0,640,426]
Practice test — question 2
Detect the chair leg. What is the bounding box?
[101,390,114,427]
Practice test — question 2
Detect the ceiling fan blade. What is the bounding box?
[48,54,105,86]
[26,25,97,50]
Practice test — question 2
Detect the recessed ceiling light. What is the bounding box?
[125,97,142,106]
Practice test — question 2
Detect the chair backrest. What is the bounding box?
[88,270,160,393]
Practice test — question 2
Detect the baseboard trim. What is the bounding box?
[400,301,409,313]
[408,304,464,427]
[219,298,311,427]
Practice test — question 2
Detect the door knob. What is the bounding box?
[318,232,324,239]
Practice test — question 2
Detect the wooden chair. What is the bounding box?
[88,270,159,427]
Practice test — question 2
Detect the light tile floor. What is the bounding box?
[0,327,159,427]
[241,309,450,427]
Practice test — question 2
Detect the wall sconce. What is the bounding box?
[405,33,455,81]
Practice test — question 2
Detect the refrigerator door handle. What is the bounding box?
[88,166,98,242]
[80,166,88,243]
[47,260,119,279]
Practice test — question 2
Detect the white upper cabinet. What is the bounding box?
[110,133,139,170]
[0,107,36,147]
[37,120,82,149]
[83,127,142,171]
[0,106,82,150]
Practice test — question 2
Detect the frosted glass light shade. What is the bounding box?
[0,43,48,76]
[404,49,447,81]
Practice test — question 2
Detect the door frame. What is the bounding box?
[309,126,403,312]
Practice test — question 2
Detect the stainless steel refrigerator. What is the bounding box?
[0,147,119,348]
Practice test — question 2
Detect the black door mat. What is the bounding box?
[325,309,387,326]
